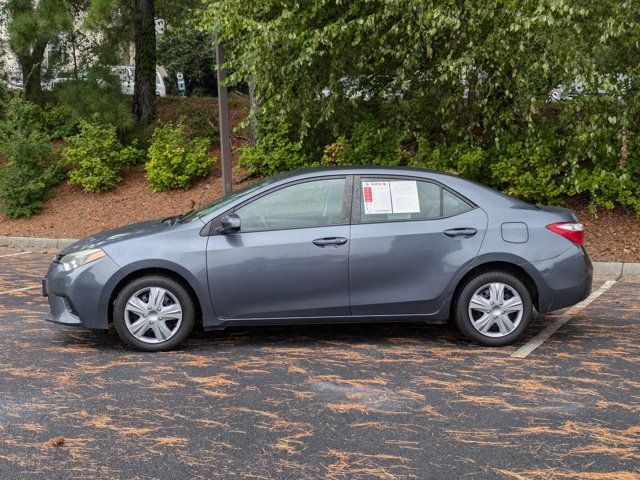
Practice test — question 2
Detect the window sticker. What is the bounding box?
[390,181,420,213]
[362,181,392,214]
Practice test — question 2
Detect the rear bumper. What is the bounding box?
[44,255,120,329]
[523,246,593,314]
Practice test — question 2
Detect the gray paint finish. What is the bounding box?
[207,225,351,319]
[43,166,592,335]
[349,208,488,315]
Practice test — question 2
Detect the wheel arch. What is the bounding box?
[107,267,204,327]
[449,260,540,316]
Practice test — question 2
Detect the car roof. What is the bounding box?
[266,166,469,184]
[278,166,449,178]
[271,166,533,210]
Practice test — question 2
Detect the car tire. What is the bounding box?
[454,271,533,346]
[113,275,195,352]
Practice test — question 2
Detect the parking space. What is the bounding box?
[0,247,638,479]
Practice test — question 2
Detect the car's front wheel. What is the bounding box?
[454,271,533,346]
[113,275,195,351]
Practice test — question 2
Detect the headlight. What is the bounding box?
[59,249,106,272]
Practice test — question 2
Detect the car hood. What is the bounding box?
[60,219,169,255]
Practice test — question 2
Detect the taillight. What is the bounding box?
[546,222,584,245]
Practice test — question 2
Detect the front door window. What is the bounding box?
[236,178,346,232]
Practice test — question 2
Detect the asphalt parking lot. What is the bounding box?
[0,246,639,480]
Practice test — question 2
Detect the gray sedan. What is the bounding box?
[43,167,592,351]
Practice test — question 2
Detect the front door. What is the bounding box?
[349,175,488,316]
[207,176,352,319]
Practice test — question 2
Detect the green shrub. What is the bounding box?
[53,79,134,132]
[41,103,80,139]
[65,121,144,193]
[490,140,565,203]
[146,121,215,192]
[322,119,407,167]
[413,141,489,180]
[0,130,65,218]
[238,123,308,177]
[0,95,46,145]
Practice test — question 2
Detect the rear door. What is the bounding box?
[349,175,488,316]
[206,176,353,319]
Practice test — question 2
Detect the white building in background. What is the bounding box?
[0,25,25,83]
[0,19,85,86]
[0,18,167,95]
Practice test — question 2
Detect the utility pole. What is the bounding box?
[216,40,233,195]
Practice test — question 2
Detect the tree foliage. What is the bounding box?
[200,0,640,212]
[3,0,73,100]
[158,26,217,96]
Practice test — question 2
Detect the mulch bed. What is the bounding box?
[567,198,640,263]
[1,172,638,262]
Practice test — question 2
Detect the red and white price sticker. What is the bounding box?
[362,181,392,214]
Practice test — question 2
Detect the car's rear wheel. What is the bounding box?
[454,271,533,346]
[113,275,195,351]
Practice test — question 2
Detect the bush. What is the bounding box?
[238,123,309,177]
[413,141,489,181]
[53,79,134,132]
[322,119,407,167]
[0,95,46,144]
[0,95,66,217]
[65,122,144,193]
[0,130,65,218]
[490,140,565,204]
[146,121,215,192]
[41,103,81,139]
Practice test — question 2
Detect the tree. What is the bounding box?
[132,0,156,123]
[4,0,73,101]
[87,0,156,123]
[157,26,217,96]
[88,0,201,123]
[200,0,639,154]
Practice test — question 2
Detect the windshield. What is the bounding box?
[181,179,270,223]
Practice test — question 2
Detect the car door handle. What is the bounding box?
[444,228,477,238]
[313,237,348,247]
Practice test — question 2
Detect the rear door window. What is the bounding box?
[358,178,471,223]
[443,189,473,216]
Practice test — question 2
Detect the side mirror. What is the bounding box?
[220,214,241,234]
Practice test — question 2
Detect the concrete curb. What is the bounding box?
[0,236,76,250]
[1,235,639,277]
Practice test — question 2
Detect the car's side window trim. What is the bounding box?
[352,174,477,225]
[206,175,352,236]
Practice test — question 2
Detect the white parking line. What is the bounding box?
[0,285,41,296]
[0,251,32,258]
[511,279,618,359]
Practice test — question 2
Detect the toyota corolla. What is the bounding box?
[43,167,592,351]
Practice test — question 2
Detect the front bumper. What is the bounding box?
[44,254,120,329]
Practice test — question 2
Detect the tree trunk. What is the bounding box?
[19,40,47,102]
[248,75,259,147]
[21,58,43,101]
[132,0,156,124]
